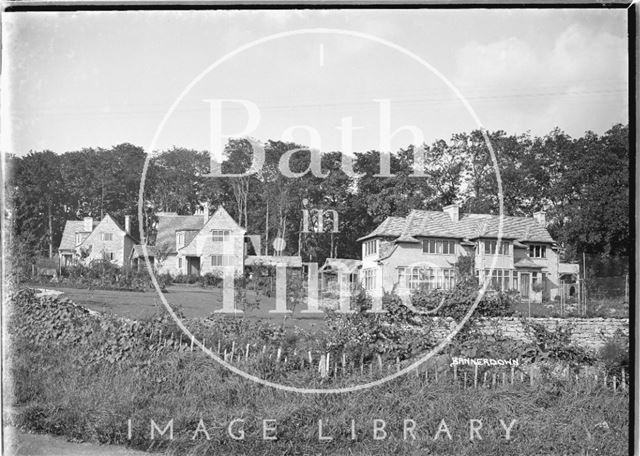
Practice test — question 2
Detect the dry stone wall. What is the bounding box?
[426,317,628,352]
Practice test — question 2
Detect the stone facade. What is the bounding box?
[424,316,628,352]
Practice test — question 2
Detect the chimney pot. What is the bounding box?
[124,215,131,234]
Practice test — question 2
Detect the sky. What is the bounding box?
[2,8,629,156]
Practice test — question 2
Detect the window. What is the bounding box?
[364,240,377,256]
[211,255,233,266]
[489,269,511,290]
[397,267,408,287]
[178,257,183,268]
[104,252,114,261]
[408,266,456,290]
[363,269,376,290]
[422,239,456,255]
[75,233,84,245]
[101,232,113,241]
[212,230,230,242]
[176,232,185,248]
[529,244,547,258]
[485,240,509,255]
[479,269,518,290]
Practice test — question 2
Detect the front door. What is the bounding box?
[520,273,530,298]
[187,256,201,276]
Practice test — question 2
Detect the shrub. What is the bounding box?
[598,330,629,376]
[411,280,515,319]
[60,262,166,292]
[523,321,595,368]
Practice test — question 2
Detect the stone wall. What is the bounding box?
[426,317,629,352]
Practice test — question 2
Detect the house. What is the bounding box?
[150,205,246,277]
[357,204,572,303]
[58,214,136,268]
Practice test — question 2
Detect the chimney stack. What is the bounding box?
[443,204,460,222]
[124,215,131,234]
[203,202,210,222]
[533,211,546,226]
[83,216,93,232]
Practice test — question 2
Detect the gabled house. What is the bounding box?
[357,204,570,302]
[58,214,136,268]
[149,205,246,277]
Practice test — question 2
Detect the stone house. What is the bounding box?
[358,205,573,303]
[146,205,246,277]
[58,214,136,268]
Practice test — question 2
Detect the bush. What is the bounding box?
[410,279,515,319]
[598,331,629,376]
[59,262,167,292]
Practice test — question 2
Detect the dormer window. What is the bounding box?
[364,240,377,256]
[212,230,230,242]
[75,233,84,245]
[529,244,547,258]
[485,240,509,255]
[422,239,456,255]
[176,232,185,248]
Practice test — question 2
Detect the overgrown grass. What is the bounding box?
[5,290,629,455]
[8,336,630,456]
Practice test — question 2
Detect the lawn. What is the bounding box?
[44,285,326,330]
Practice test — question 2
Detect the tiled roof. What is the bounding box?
[246,255,303,268]
[58,220,99,251]
[130,244,158,259]
[319,258,362,273]
[514,257,545,269]
[179,207,245,255]
[155,215,204,253]
[358,209,555,244]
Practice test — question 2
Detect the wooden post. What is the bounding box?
[217,340,221,355]
[276,347,282,363]
[510,365,515,385]
[308,351,313,364]
[492,373,496,388]
[613,376,617,394]
[190,336,194,352]
[502,372,506,387]
[245,344,250,360]
[453,364,457,381]
[474,364,478,389]
[483,371,488,387]
[435,368,438,383]
[396,357,400,373]
[360,354,364,375]
[464,372,467,389]
[377,354,383,372]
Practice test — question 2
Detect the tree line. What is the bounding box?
[7,124,629,268]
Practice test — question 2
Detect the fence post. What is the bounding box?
[474,364,478,389]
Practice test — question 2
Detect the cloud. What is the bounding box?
[452,24,628,135]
